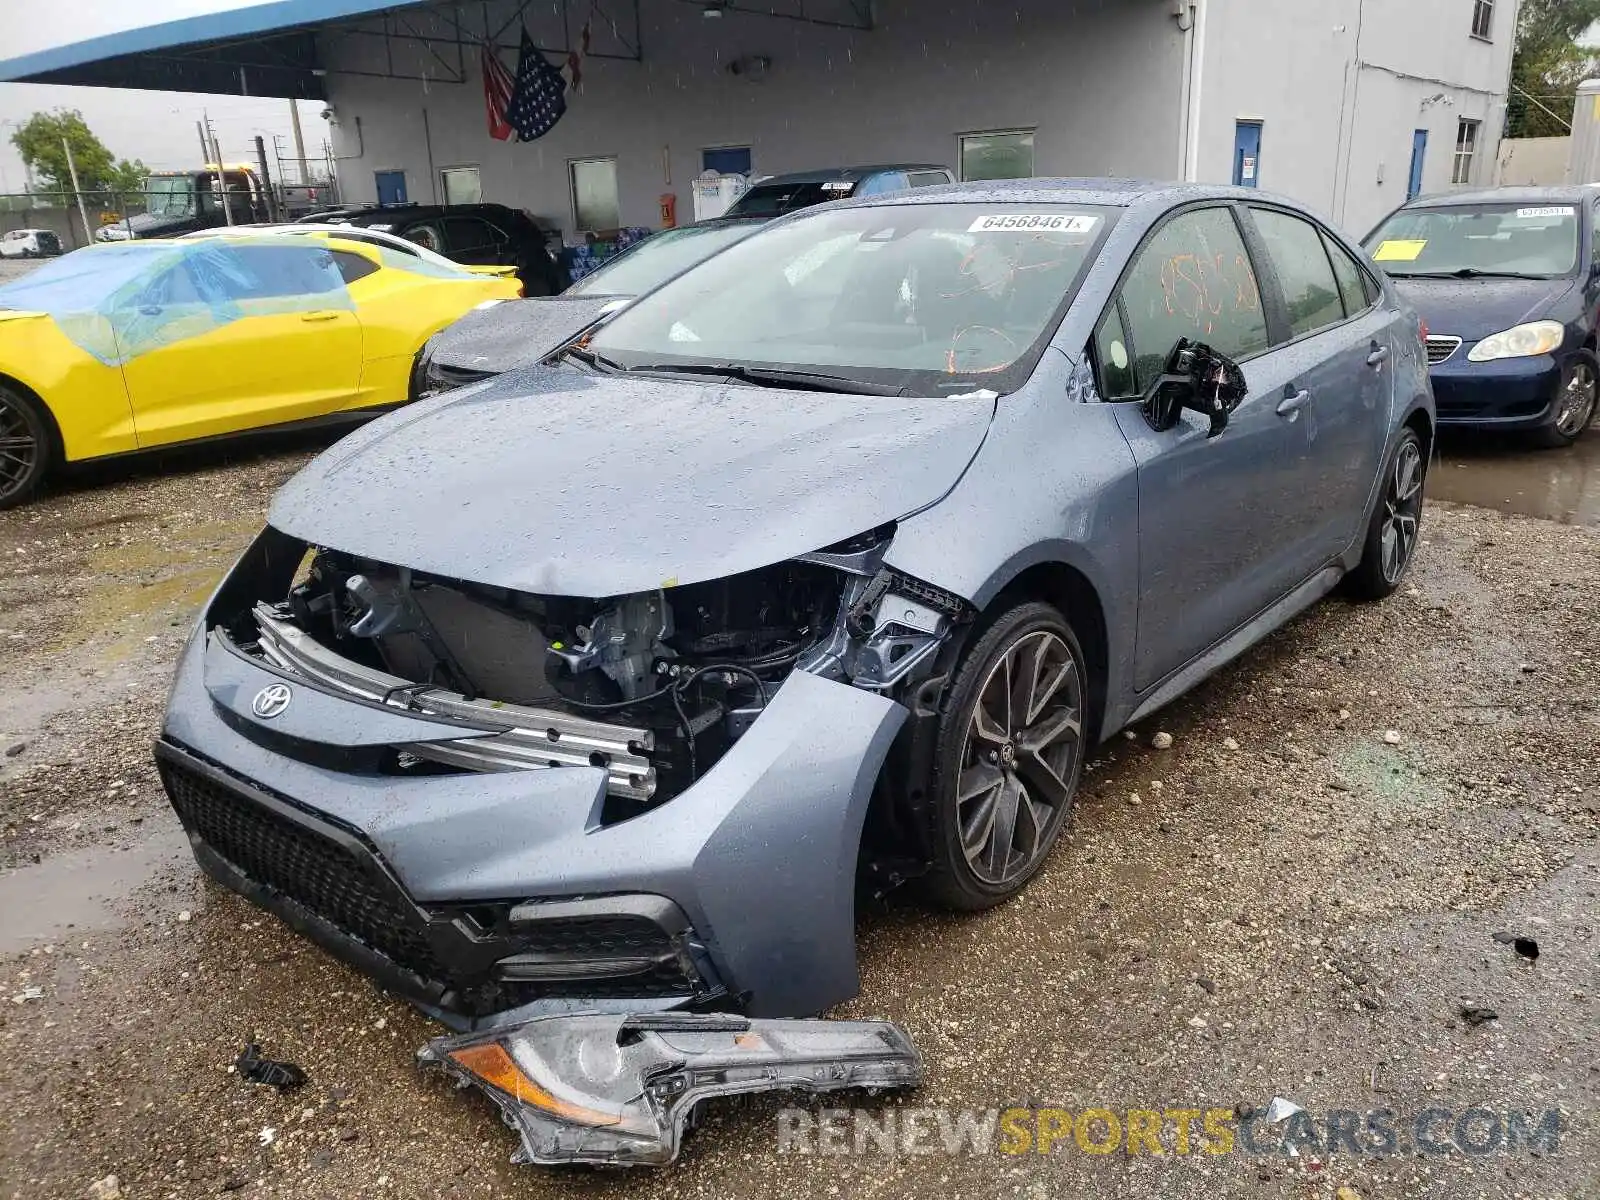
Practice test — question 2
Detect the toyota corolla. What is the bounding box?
[156,180,1431,1162]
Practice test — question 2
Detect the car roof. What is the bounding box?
[1402,185,1595,209]
[748,164,952,186]
[338,203,516,224]
[817,177,1293,210]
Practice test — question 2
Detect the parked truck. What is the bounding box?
[96,164,269,242]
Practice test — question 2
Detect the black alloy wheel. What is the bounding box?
[1345,427,1426,601]
[924,602,1087,910]
[0,385,52,510]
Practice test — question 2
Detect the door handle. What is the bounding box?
[301,311,341,323]
[1276,389,1311,417]
[1367,345,1391,367]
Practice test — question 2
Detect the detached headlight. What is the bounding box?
[1467,321,1565,363]
[419,1012,921,1167]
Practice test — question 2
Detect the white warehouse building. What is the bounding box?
[0,0,1520,240]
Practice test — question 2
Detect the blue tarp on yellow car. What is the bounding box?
[0,239,354,366]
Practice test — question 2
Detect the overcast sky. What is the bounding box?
[0,1,324,193]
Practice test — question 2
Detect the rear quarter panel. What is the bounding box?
[0,313,138,461]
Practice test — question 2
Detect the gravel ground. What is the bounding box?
[1,420,1598,1199]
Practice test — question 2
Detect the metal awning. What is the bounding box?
[0,1,441,99]
[0,0,875,100]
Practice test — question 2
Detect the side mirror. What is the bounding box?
[1141,338,1248,438]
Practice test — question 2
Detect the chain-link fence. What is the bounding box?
[0,177,345,252]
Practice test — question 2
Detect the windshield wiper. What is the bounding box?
[628,362,907,397]
[553,344,626,374]
[1396,268,1550,280]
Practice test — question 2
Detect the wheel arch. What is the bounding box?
[0,371,63,457]
[1403,402,1434,463]
[975,555,1111,748]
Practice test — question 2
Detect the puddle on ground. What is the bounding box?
[1431,432,1600,527]
[0,820,194,957]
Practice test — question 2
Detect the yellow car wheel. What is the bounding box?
[0,383,55,510]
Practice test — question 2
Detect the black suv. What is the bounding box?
[306,203,565,296]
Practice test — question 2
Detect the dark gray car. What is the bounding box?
[415,216,766,394]
[158,179,1430,1045]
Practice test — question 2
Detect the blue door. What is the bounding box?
[1233,121,1263,188]
[374,170,408,207]
[1408,130,1428,200]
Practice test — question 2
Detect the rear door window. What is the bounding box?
[443,216,507,262]
[1250,207,1346,339]
[330,249,380,284]
[1322,231,1373,318]
[1114,206,1268,392]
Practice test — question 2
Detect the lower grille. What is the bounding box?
[1426,335,1462,365]
[159,754,443,979]
[157,745,706,1013]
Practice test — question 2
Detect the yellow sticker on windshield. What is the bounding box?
[1373,239,1427,263]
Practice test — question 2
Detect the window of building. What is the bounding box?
[702,147,752,177]
[960,130,1035,182]
[1471,0,1494,39]
[1452,120,1480,185]
[439,166,481,206]
[1112,207,1267,393]
[1250,208,1346,339]
[570,157,620,232]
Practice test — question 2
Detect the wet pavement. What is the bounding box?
[1431,428,1600,528]
[1,417,1598,1198]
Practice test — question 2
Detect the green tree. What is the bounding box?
[106,158,150,196]
[8,109,120,193]
[1508,0,1600,137]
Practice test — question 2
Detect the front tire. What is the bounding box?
[1345,427,1425,601]
[923,602,1087,911]
[1532,355,1597,448]
[0,384,56,510]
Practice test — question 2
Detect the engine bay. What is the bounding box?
[221,528,971,812]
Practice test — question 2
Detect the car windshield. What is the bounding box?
[568,223,761,297]
[1366,203,1581,278]
[586,203,1116,395]
[145,176,197,218]
[726,181,853,218]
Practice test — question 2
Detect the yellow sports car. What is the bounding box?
[0,235,521,508]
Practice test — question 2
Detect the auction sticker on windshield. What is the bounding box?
[1373,239,1427,263]
[1516,207,1575,219]
[967,214,1100,234]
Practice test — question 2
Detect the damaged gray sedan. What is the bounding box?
[157,180,1431,1162]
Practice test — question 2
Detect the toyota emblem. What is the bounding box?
[251,683,293,720]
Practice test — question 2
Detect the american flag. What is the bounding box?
[506,27,568,142]
[482,42,516,141]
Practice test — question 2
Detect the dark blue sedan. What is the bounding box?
[1365,187,1599,447]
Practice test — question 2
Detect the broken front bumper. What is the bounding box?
[159,608,908,1025]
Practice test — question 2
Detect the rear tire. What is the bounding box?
[0,384,56,510]
[1531,354,1597,448]
[1345,427,1425,601]
[922,602,1087,911]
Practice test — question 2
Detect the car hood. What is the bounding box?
[428,295,619,375]
[270,370,995,597]
[118,211,199,237]
[1389,276,1578,341]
